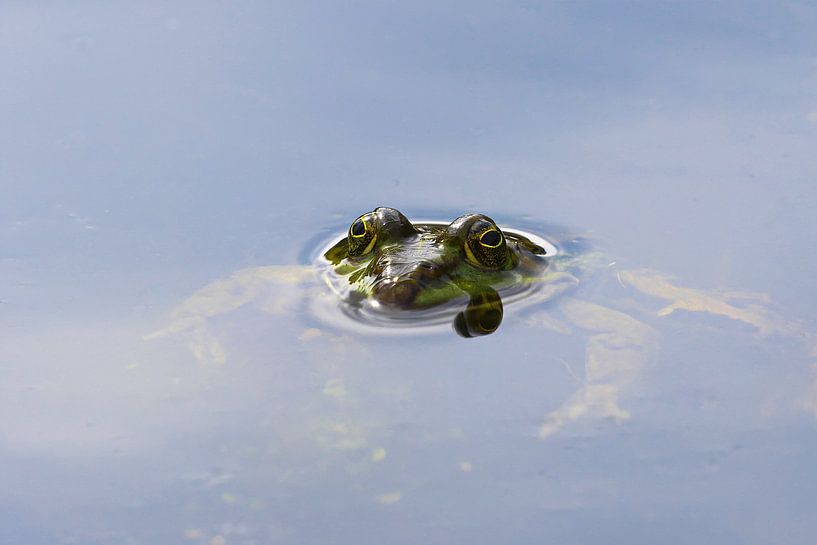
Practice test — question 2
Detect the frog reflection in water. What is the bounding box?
[322,207,549,337]
[149,207,816,441]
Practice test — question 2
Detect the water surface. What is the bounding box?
[3,3,817,544]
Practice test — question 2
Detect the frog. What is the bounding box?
[319,206,565,337]
[147,207,817,441]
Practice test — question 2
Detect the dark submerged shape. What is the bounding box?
[323,207,548,337]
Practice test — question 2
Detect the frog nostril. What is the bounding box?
[411,262,442,282]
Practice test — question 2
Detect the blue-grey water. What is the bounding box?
[3,3,817,544]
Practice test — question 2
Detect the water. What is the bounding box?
[3,3,817,544]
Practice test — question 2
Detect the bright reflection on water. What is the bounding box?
[3,3,817,545]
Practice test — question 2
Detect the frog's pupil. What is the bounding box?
[480,230,501,247]
[351,220,366,236]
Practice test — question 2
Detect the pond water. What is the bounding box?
[3,3,817,545]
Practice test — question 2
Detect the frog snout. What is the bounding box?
[375,278,421,307]
[373,261,443,307]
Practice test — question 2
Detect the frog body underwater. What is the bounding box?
[148,207,815,441]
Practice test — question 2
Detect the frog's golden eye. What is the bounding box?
[347,213,377,257]
[350,219,366,237]
[465,221,510,269]
[479,229,502,248]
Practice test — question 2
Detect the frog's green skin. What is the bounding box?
[148,207,816,444]
[321,207,556,336]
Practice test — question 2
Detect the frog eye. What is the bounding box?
[479,229,502,248]
[351,219,366,237]
[465,221,511,269]
[347,213,377,257]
